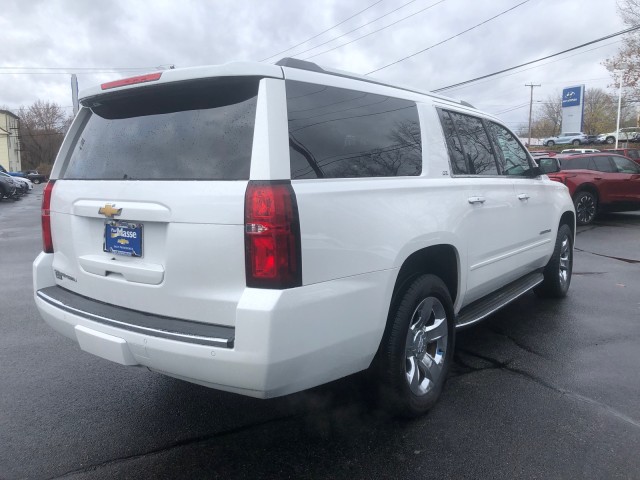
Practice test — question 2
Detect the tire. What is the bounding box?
[572,139,580,146]
[376,274,455,418]
[535,224,573,298]
[574,190,598,225]
[546,140,555,147]
[33,178,41,184]
[606,136,615,145]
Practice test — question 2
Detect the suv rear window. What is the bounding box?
[285,80,422,179]
[62,77,260,180]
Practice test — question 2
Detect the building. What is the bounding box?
[0,110,22,172]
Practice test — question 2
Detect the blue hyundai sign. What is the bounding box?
[562,87,582,107]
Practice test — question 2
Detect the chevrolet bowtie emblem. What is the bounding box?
[99,204,122,218]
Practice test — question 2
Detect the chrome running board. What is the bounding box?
[456,272,544,329]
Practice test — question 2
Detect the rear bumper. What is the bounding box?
[33,252,394,398]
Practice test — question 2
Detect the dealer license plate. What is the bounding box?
[103,221,143,257]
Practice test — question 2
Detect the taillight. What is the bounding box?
[41,180,56,253]
[101,72,162,90]
[244,181,302,289]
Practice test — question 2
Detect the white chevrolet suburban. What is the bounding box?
[33,58,575,417]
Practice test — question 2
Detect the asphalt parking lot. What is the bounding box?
[1,186,639,480]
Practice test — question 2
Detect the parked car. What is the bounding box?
[0,171,22,199]
[0,165,26,178]
[529,150,557,158]
[604,148,640,164]
[0,171,17,200]
[12,176,33,191]
[549,153,640,225]
[560,148,600,154]
[542,132,588,146]
[33,58,575,417]
[597,127,640,145]
[23,170,48,184]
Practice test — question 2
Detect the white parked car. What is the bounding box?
[12,176,34,191]
[597,127,640,145]
[560,148,600,154]
[33,58,575,417]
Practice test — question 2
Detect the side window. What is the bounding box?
[448,112,498,175]
[611,156,640,173]
[488,122,532,176]
[593,156,615,173]
[560,157,589,170]
[285,81,422,179]
[437,110,468,174]
[574,158,590,169]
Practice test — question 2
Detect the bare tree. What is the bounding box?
[18,100,72,171]
[529,93,562,138]
[582,88,619,134]
[603,0,640,93]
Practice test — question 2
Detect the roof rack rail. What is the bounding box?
[275,57,474,109]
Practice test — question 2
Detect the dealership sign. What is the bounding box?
[562,86,582,107]
[561,85,585,133]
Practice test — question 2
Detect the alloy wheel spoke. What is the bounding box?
[424,317,447,343]
[414,297,434,330]
[407,356,421,392]
[418,354,439,383]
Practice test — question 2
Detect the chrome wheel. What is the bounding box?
[558,236,571,288]
[404,296,448,396]
[575,193,596,225]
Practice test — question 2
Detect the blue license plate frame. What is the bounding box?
[103,221,143,257]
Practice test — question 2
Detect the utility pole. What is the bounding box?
[525,83,541,147]
[71,74,79,116]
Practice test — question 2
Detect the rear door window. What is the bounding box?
[437,110,467,174]
[561,157,591,170]
[447,112,498,175]
[593,156,615,172]
[62,77,260,180]
[285,81,422,179]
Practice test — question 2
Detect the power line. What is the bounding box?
[366,0,530,74]
[259,0,384,62]
[0,72,141,75]
[433,25,640,92]
[493,102,530,115]
[0,66,151,71]
[442,40,622,93]
[304,0,447,60]
[286,0,422,59]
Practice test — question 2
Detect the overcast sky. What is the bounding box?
[0,0,627,131]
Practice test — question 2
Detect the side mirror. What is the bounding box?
[537,157,561,174]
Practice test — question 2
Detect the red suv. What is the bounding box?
[548,153,640,225]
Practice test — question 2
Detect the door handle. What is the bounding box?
[517,193,530,200]
[593,177,602,180]
[468,196,486,204]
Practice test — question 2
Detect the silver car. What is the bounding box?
[542,132,588,146]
